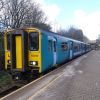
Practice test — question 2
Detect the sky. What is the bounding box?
[35,0,100,40]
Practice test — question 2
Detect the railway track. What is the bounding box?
[0,80,28,98]
[0,86,19,98]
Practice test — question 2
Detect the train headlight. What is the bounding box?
[8,60,11,64]
[30,61,38,66]
[33,61,36,65]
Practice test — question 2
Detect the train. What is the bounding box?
[4,30,11,70]
[4,27,91,80]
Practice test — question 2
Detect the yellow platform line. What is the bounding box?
[28,72,64,100]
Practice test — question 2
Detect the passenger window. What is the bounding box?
[77,45,80,51]
[61,42,68,51]
[74,43,81,51]
[48,40,52,52]
[74,45,78,50]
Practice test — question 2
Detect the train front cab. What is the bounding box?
[10,28,42,79]
[4,31,11,71]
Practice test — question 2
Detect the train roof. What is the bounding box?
[6,27,90,45]
[40,29,89,44]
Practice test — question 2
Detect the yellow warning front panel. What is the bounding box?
[15,36,22,69]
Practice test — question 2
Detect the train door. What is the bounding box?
[10,30,28,71]
[11,34,23,70]
[69,41,73,59]
[48,36,57,66]
[15,35,23,69]
[53,38,57,66]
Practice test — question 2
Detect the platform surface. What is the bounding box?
[2,50,100,100]
[29,50,100,100]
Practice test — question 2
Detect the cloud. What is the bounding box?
[34,0,60,22]
[33,1,100,40]
[33,0,61,31]
[43,4,60,21]
[73,9,100,40]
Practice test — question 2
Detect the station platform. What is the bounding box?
[1,50,100,100]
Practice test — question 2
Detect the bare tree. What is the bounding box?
[1,0,32,28]
[0,0,51,30]
[0,0,4,11]
[24,3,46,26]
[58,27,89,42]
[23,2,51,30]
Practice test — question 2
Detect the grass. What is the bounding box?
[0,71,13,92]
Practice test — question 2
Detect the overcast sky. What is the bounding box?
[35,0,100,40]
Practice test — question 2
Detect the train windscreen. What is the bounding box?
[29,32,39,51]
